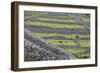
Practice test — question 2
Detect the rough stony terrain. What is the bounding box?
[24,29,76,61]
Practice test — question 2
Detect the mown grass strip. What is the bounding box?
[39,17,78,23]
[79,40,90,47]
[26,22,82,28]
[33,32,90,38]
[47,39,77,45]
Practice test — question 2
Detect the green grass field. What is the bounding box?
[25,11,90,59]
[39,17,78,23]
[33,32,90,38]
[48,40,77,45]
[65,48,90,59]
[25,21,83,28]
[79,40,90,47]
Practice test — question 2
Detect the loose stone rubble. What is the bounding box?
[24,29,76,61]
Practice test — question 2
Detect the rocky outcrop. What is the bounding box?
[24,29,76,61]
